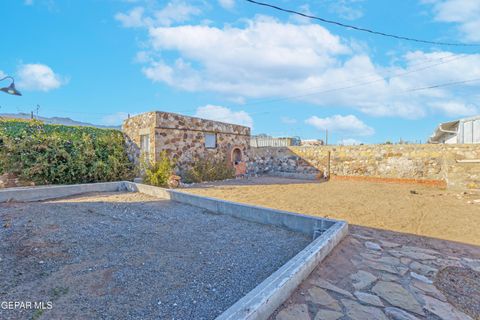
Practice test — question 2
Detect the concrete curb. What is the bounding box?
[125,182,348,319]
[0,181,125,202]
[124,182,340,236]
[0,181,348,320]
[217,221,347,320]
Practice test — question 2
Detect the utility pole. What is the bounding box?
[36,104,40,118]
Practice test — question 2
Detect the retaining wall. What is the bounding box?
[247,144,480,189]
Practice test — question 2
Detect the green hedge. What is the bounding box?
[0,119,134,185]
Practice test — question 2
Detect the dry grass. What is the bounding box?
[182,179,480,246]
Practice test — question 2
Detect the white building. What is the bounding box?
[429,115,480,144]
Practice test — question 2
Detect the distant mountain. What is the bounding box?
[0,113,121,130]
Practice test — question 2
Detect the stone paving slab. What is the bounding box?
[271,226,480,320]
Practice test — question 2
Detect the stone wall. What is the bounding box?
[123,111,250,172]
[245,147,321,179]
[247,144,480,189]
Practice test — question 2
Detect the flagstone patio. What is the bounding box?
[271,226,480,320]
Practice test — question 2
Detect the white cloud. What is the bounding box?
[329,0,365,20]
[142,17,480,118]
[144,16,349,93]
[17,64,65,92]
[428,101,478,117]
[24,0,34,5]
[425,0,480,41]
[116,10,480,120]
[102,112,131,125]
[115,1,201,28]
[115,7,145,28]
[195,105,253,128]
[218,0,235,10]
[305,115,374,136]
[154,1,201,26]
[281,116,297,124]
[338,138,362,145]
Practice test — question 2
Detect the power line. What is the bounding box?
[245,0,480,47]
[244,52,463,107]
[406,77,480,92]
[242,53,471,107]
[249,76,480,117]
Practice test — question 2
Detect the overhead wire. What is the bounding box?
[245,0,480,47]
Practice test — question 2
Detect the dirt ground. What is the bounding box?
[182,177,480,246]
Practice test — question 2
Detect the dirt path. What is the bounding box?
[182,178,480,246]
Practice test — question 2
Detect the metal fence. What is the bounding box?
[250,136,301,147]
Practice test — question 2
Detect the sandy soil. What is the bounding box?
[182,178,480,246]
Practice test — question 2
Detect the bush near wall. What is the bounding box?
[183,156,235,183]
[0,119,134,185]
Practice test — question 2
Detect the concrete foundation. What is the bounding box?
[0,182,347,320]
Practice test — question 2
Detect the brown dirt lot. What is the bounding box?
[182,178,480,246]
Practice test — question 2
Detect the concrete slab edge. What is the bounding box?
[216,221,348,320]
[0,181,126,202]
[124,182,348,320]
[1,181,348,320]
[124,182,341,237]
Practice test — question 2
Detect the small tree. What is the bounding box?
[143,151,176,187]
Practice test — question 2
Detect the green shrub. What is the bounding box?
[183,156,235,183]
[0,119,134,185]
[143,151,175,187]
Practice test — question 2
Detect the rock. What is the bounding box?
[307,287,341,311]
[409,261,437,277]
[379,240,401,248]
[364,259,399,274]
[313,309,343,320]
[461,258,480,272]
[352,234,374,240]
[372,281,424,315]
[354,291,384,307]
[411,281,447,302]
[433,258,463,268]
[379,273,401,282]
[360,253,400,266]
[365,241,383,251]
[400,257,412,265]
[409,272,432,284]
[351,270,377,290]
[390,249,436,261]
[384,307,420,320]
[341,299,388,320]
[350,237,361,246]
[422,295,473,320]
[310,278,354,298]
[401,246,440,256]
[276,304,311,320]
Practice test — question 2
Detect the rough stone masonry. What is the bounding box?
[246,144,480,190]
[122,111,250,171]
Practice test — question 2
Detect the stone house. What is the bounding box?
[122,111,250,174]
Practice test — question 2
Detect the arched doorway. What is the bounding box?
[230,147,246,176]
[232,148,242,165]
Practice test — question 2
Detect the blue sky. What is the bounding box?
[1,0,480,144]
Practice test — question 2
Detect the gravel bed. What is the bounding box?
[435,266,480,319]
[0,192,310,320]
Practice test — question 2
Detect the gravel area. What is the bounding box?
[0,192,311,320]
[435,266,480,319]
